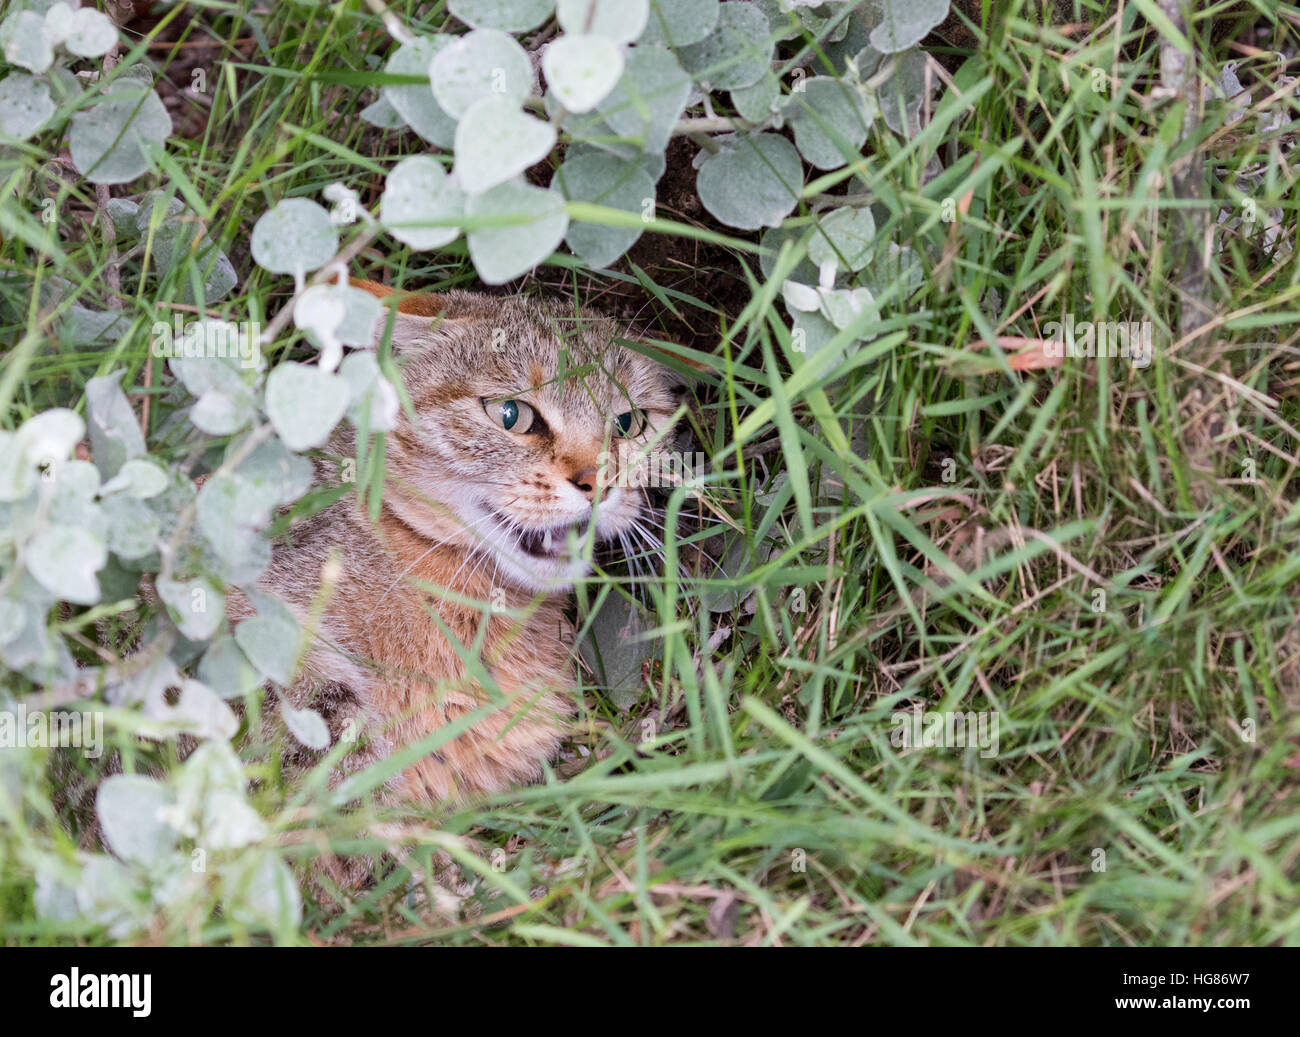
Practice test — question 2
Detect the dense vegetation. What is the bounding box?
[1,0,1297,945]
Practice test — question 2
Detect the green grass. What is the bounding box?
[2,0,1299,945]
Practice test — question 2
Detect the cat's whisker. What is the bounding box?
[445,512,513,591]
[629,518,691,585]
[617,530,646,592]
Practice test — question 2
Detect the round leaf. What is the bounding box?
[639,0,719,47]
[466,181,569,284]
[696,133,802,230]
[759,224,820,283]
[677,1,771,91]
[64,6,118,57]
[382,35,458,148]
[250,198,338,275]
[101,494,160,561]
[598,45,690,154]
[17,408,84,466]
[199,636,263,699]
[787,76,873,171]
[233,595,302,687]
[555,150,655,267]
[730,72,780,123]
[819,284,876,330]
[807,205,876,271]
[543,34,624,114]
[156,575,226,641]
[191,386,256,436]
[790,306,838,360]
[235,433,314,509]
[27,524,107,604]
[292,284,345,362]
[43,4,77,45]
[264,362,351,451]
[96,776,176,867]
[164,679,240,741]
[448,0,556,32]
[557,0,649,43]
[870,0,950,55]
[782,278,821,313]
[282,703,330,751]
[69,84,172,185]
[202,789,268,848]
[0,11,54,74]
[431,28,532,119]
[102,457,169,499]
[340,351,400,432]
[0,73,56,141]
[452,95,557,196]
[381,154,464,250]
[332,283,384,347]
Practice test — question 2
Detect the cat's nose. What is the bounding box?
[568,467,599,501]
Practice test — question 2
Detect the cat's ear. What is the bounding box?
[349,278,445,316]
[350,278,447,351]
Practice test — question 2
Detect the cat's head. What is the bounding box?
[367,287,689,593]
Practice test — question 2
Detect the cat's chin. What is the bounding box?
[478,513,599,594]
[490,550,591,595]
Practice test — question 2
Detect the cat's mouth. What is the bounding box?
[513,519,592,559]
[473,499,628,589]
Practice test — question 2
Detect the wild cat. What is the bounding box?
[232,281,688,806]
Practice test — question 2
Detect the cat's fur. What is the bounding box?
[232,283,685,805]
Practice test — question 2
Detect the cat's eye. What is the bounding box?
[614,409,646,437]
[483,398,536,434]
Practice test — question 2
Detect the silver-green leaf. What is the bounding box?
[264,362,351,451]
[452,96,556,196]
[431,28,532,119]
[597,46,691,154]
[0,73,56,141]
[250,198,339,276]
[870,0,951,55]
[465,181,569,284]
[68,82,172,185]
[26,524,107,604]
[555,150,654,267]
[282,703,330,751]
[557,0,649,43]
[448,0,557,33]
[677,1,771,91]
[787,76,874,171]
[382,35,458,148]
[639,0,719,47]
[696,132,802,230]
[543,34,624,114]
[381,155,464,250]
